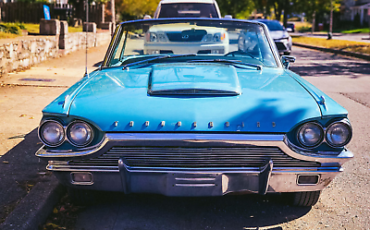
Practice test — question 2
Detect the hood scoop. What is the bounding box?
[148,64,241,96]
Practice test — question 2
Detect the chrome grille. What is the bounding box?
[69,146,321,168]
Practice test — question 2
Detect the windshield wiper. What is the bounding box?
[122,54,197,70]
[188,59,262,70]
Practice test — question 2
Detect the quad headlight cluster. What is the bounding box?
[39,120,94,147]
[297,119,352,148]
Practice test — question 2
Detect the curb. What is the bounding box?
[0,177,65,230]
[293,42,370,61]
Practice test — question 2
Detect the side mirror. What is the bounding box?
[224,15,233,19]
[281,55,296,69]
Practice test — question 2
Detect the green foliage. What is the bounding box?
[117,0,160,19]
[17,0,49,3]
[0,23,25,35]
[217,0,255,19]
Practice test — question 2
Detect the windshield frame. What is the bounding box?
[101,18,282,69]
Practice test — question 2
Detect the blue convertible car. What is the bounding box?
[36,18,353,206]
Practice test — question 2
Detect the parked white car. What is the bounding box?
[145,0,229,55]
[144,23,229,55]
[154,0,221,19]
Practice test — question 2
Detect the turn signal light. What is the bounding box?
[71,172,93,184]
[297,175,319,185]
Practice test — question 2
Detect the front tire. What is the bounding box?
[290,191,321,206]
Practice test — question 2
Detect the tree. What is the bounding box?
[116,0,160,20]
[217,0,256,19]
[67,0,109,23]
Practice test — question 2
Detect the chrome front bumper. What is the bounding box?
[38,133,353,195]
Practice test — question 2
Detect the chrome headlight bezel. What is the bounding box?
[66,121,94,147]
[38,120,66,147]
[297,122,324,148]
[146,32,168,43]
[325,119,352,148]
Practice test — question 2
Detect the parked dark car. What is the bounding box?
[254,19,292,55]
[286,22,295,32]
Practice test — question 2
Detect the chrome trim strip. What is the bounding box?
[106,133,285,141]
[36,137,109,158]
[37,133,354,165]
[47,162,341,174]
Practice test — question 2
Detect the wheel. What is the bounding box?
[290,191,321,206]
[68,187,97,205]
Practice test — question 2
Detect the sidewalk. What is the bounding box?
[0,42,109,226]
[291,32,370,43]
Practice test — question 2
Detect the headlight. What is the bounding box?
[297,122,324,147]
[202,33,226,42]
[326,120,352,147]
[39,121,65,147]
[67,121,94,147]
[145,32,167,42]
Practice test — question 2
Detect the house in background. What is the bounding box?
[341,0,370,25]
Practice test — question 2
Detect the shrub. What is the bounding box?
[0,23,23,35]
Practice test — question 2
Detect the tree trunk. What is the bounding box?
[283,0,289,27]
[75,0,84,20]
[111,0,115,23]
[312,11,316,34]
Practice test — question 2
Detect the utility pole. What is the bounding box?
[312,11,316,34]
[111,0,115,27]
[328,0,333,39]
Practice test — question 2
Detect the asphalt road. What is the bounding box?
[1,46,369,229]
[68,47,370,230]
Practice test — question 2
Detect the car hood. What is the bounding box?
[148,64,241,95]
[269,30,289,40]
[149,23,225,33]
[42,63,331,133]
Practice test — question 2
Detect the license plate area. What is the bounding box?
[166,173,222,196]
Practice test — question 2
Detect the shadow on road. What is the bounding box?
[0,128,48,223]
[74,192,310,229]
[290,48,370,78]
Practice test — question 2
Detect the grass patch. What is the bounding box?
[23,23,83,33]
[341,28,370,34]
[293,36,370,55]
[294,22,312,32]
[68,26,83,33]
[0,31,19,39]
[23,23,39,33]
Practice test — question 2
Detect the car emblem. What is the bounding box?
[182,35,189,39]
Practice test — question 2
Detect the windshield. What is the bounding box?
[104,19,279,68]
[259,20,284,31]
[158,3,218,18]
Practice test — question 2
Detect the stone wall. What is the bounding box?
[59,32,112,54]
[0,31,111,74]
[0,36,59,74]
